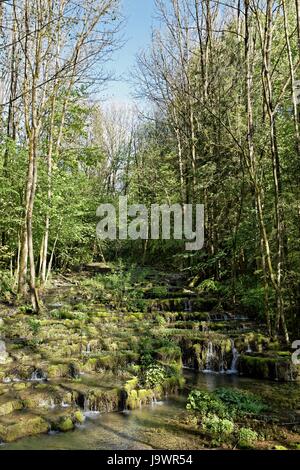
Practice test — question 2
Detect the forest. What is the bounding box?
[0,0,300,452]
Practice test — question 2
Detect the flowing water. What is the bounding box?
[1,371,299,450]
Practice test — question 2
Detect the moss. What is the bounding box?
[83,357,98,372]
[162,375,185,394]
[155,346,182,364]
[12,383,28,391]
[277,351,291,357]
[239,353,299,381]
[0,414,49,442]
[239,355,271,379]
[124,377,139,393]
[137,389,154,405]
[73,410,85,424]
[96,354,113,369]
[85,388,120,413]
[47,363,70,378]
[153,384,163,398]
[57,417,74,432]
[0,399,23,416]
[126,389,139,410]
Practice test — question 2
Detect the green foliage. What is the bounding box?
[238,427,258,449]
[186,390,228,418]
[18,304,34,314]
[186,388,266,448]
[144,364,167,388]
[0,270,15,302]
[201,414,234,438]
[214,388,268,415]
[197,279,220,294]
[240,286,267,318]
[146,285,168,298]
[27,318,41,336]
[187,387,267,423]
[50,308,87,322]
[98,265,145,310]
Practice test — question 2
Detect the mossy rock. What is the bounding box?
[124,377,139,394]
[83,357,98,372]
[239,354,299,381]
[57,416,74,432]
[0,413,49,442]
[162,374,185,393]
[239,354,271,379]
[126,389,139,410]
[12,382,29,391]
[73,410,85,424]
[47,363,69,378]
[137,389,154,405]
[155,346,182,364]
[0,398,23,416]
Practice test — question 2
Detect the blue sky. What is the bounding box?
[105,0,156,104]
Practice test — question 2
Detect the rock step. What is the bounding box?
[0,407,85,443]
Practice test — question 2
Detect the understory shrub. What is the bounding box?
[0,270,14,302]
[144,364,167,388]
[238,427,258,448]
[201,414,234,438]
[214,387,268,415]
[186,390,228,418]
[187,388,264,448]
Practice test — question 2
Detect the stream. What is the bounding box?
[1,370,298,450]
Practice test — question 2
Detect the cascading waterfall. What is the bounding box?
[246,340,252,353]
[227,339,239,374]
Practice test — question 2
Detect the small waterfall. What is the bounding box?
[83,396,100,416]
[38,398,56,409]
[184,299,192,312]
[83,397,90,412]
[83,343,91,355]
[30,369,47,381]
[203,341,215,373]
[246,340,252,353]
[0,340,8,364]
[61,401,70,408]
[50,398,56,409]
[227,339,239,374]
[219,350,225,374]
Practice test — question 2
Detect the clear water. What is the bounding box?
[1,371,299,450]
